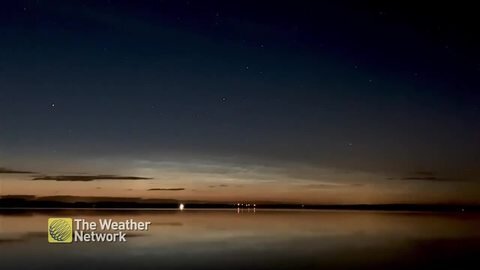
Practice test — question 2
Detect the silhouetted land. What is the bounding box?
[0,195,478,212]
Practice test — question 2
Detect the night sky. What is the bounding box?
[1,1,479,204]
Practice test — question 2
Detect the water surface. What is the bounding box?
[0,210,478,269]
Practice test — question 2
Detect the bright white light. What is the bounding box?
[179,203,184,211]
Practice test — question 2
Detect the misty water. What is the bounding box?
[0,210,479,269]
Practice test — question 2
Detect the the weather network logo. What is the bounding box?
[48,218,73,243]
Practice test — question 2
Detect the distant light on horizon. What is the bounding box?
[179,203,184,211]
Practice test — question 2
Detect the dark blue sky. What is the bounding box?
[1,1,479,203]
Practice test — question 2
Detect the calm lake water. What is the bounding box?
[0,210,479,269]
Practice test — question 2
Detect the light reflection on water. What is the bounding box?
[1,210,479,270]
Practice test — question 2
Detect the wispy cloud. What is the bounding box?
[0,167,34,174]
[401,176,455,182]
[32,175,152,181]
[147,188,185,191]
[303,183,364,189]
[389,171,461,182]
[208,184,229,188]
[413,171,435,176]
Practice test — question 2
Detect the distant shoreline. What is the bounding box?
[1,195,479,212]
[0,204,478,213]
